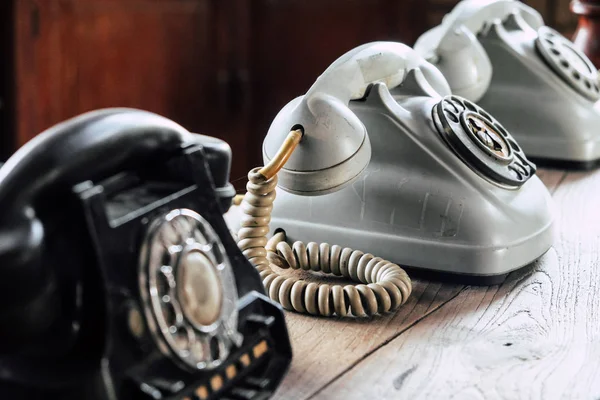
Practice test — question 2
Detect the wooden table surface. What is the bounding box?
[226,168,600,400]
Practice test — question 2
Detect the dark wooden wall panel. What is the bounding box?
[12,0,252,181]
[71,2,213,129]
[6,0,577,184]
[0,0,14,160]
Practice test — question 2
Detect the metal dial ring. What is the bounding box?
[139,209,240,371]
[433,95,536,188]
[535,26,600,101]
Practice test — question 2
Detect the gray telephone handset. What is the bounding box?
[251,41,554,290]
[263,42,451,195]
[415,0,600,167]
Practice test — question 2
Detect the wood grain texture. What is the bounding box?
[11,0,252,184]
[224,170,566,400]
[272,282,464,400]
[315,169,600,400]
[15,0,217,139]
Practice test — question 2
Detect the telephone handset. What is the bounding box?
[414,0,544,100]
[236,41,553,321]
[414,0,600,166]
[0,109,291,399]
[263,41,452,195]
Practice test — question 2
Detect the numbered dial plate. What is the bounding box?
[139,209,240,371]
[433,96,536,187]
[536,26,600,101]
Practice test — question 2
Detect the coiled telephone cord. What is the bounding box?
[236,130,412,317]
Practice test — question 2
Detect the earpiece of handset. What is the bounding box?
[0,109,191,350]
[263,41,451,195]
[435,26,493,102]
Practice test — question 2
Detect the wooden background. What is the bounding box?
[0,0,580,187]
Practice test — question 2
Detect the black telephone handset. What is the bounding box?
[0,109,291,399]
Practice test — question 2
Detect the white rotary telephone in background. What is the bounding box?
[415,0,600,168]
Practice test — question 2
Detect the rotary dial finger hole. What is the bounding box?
[464,101,477,112]
[494,123,509,138]
[442,97,465,113]
[157,269,172,296]
[445,111,459,123]
[172,326,193,354]
[508,167,524,181]
[161,251,172,267]
[509,163,530,181]
[210,336,221,361]
[478,109,492,121]
[161,302,178,328]
[507,138,520,152]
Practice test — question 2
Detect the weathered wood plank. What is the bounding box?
[272,282,464,400]
[315,169,600,400]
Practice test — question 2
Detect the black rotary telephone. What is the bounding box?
[0,108,291,399]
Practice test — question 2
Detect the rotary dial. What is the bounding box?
[139,209,240,371]
[433,95,536,187]
[536,26,600,101]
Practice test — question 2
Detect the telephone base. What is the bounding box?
[402,259,539,286]
[528,156,600,171]
[269,183,554,279]
[501,131,600,171]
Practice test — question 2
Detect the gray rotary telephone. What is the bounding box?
[414,0,600,168]
[236,40,554,321]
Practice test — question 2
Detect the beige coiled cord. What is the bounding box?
[236,130,412,317]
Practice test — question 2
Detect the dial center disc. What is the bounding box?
[177,250,223,328]
[463,112,511,161]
